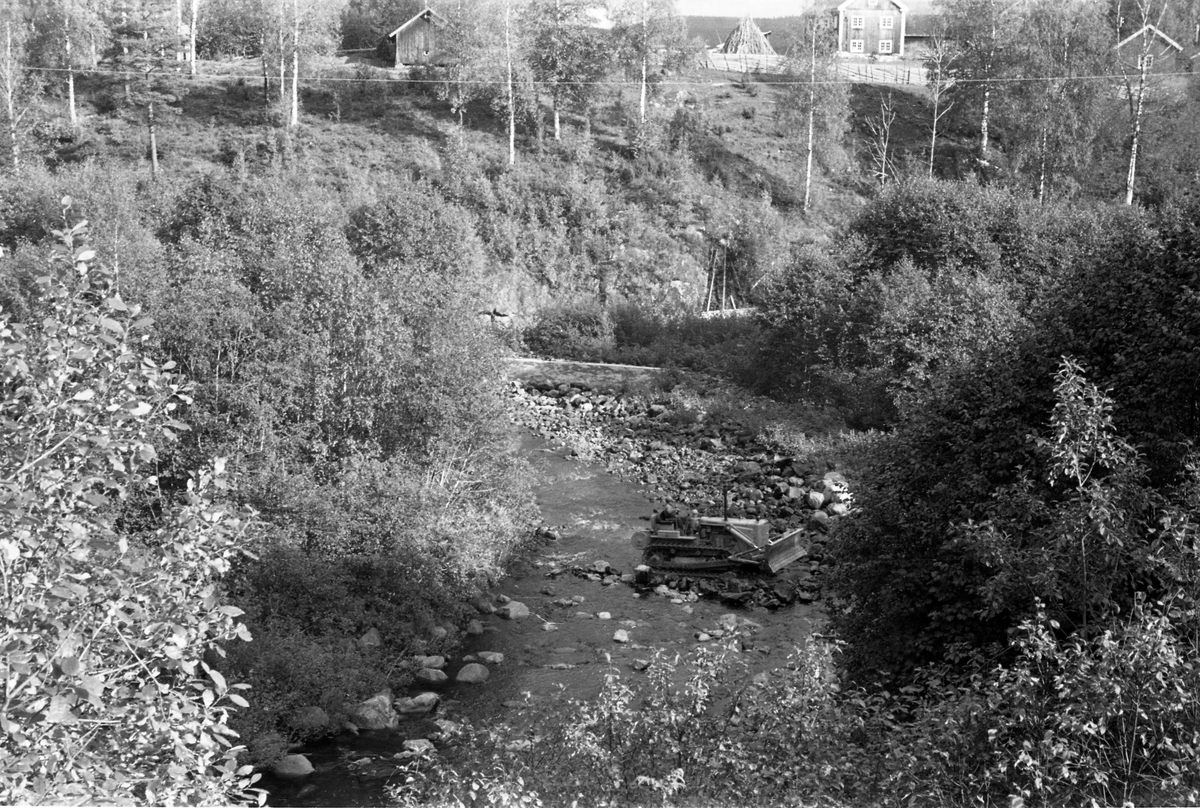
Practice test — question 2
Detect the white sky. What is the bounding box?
[674,0,937,16]
[675,0,811,15]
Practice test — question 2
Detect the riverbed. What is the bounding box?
[260,432,823,806]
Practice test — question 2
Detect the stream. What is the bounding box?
[259,431,823,806]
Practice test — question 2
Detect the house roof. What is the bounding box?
[1115,24,1184,53]
[387,7,449,40]
[836,0,910,12]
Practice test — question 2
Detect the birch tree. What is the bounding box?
[26,0,109,128]
[1115,0,1171,205]
[527,0,612,140]
[925,35,956,178]
[438,0,536,161]
[937,0,1024,164]
[777,12,848,212]
[1003,0,1109,203]
[0,1,39,172]
[611,0,685,124]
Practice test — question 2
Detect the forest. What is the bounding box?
[2,0,1200,804]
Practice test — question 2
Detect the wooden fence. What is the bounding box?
[703,51,928,86]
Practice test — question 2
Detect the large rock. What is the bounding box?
[414,668,448,685]
[456,663,490,683]
[290,706,330,734]
[272,754,314,777]
[413,655,445,669]
[805,490,825,510]
[395,692,440,714]
[496,601,530,620]
[477,651,505,665]
[358,628,382,648]
[352,691,398,730]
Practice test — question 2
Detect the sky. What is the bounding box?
[674,0,936,16]
[675,0,809,14]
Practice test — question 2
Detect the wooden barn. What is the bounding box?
[383,7,451,68]
[830,0,909,58]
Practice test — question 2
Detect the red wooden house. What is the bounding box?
[831,0,909,58]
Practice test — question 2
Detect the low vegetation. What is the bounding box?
[2,0,1200,803]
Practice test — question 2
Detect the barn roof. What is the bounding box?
[1115,24,1184,53]
[388,7,449,40]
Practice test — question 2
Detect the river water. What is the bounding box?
[260,433,822,806]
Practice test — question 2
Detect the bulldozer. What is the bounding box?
[631,507,809,574]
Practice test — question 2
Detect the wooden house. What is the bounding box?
[831,0,909,58]
[384,7,451,68]
[1114,24,1186,75]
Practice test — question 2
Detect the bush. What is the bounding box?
[389,637,873,807]
[523,300,614,360]
[0,211,258,805]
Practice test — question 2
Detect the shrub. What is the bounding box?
[523,300,614,360]
[0,210,258,805]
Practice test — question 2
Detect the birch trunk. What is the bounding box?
[189,0,198,75]
[65,18,77,128]
[505,0,515,164]
[289,0,299,127]
[4,21,19,172]
[803,25,816,213]
[639,0,647,123]
[148,99,159,177]
[1124,53,1148,206]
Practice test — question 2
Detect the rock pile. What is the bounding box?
[512,377,856,599]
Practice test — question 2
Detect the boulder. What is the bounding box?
[496,601,530,620]
[613,630,630,643]
[477,651,505,665]
[456,663,490,684]
[431,626,450,640]
[805,490,825,510]
[395,692,440,714]
[352,691,398,730]
[358,628,382,648]
[596,612,612,620]
[466,619,484,636]
[413,655,445,669]
[718,613,739,633]
[290,706,330,734]
[473,598,496,614]
[272,754,314,778]
[591,560,612,574]
[414,668,448,685]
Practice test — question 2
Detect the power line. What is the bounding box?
[15,62,1199,87]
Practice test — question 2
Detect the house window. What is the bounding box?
[1137,53,1154,69]
[880,15,894,29]
[851,15,864,29]
[879,39,893,54]
[850,39,864,53]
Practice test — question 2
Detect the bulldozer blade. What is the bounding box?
[763,530,808,573]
